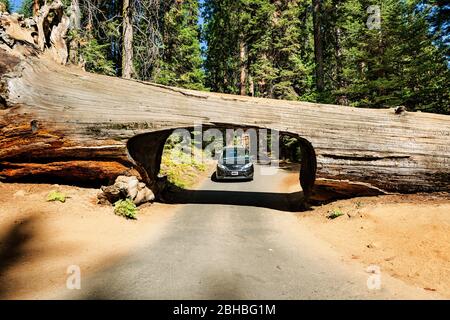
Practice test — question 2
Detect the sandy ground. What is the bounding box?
[1,167,448,299]
[0,182,186,299]
[280,173,450,298]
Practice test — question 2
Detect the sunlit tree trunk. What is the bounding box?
[239,37,247,95]
[70,0,81,29]
[122,0,134,79]
[33,0,40,16]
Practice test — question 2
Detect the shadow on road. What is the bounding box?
[163,188,309,212]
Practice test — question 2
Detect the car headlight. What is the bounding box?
[218,163,227,170]
[242,163,252,169]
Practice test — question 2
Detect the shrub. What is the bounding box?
[160,145,207,188]
[327,209,344,220]
[46,190,67,203]
[114,199,137,220]
[77,35,116,76]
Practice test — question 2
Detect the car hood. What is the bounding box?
[219,162,252,170]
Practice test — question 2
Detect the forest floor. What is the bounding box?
[280,174,450,298]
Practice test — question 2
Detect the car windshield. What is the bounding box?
[220,148,250,164]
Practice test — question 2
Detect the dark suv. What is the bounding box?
[215,146,254,181]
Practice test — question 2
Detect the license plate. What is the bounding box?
[231,171,239,176]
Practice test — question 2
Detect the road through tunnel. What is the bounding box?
[126,126,318,205]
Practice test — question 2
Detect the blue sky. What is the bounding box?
[10,0,22,11]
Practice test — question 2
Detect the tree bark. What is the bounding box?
[70,0,81,29]
[312,0,324,92]
[36,0,64,51]
[122,0,134,79]
[68,0,81,65]
[33,0,40,17]
[335,26,348,105]
[50,15,70,64]
[239,37,247,96]
[0,14,36,45]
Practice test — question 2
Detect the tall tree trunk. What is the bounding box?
[69,0,81,65]
[335,26,347,105]
[249,76,255,97]
[312,0,324,92]
[239,37,247,96]
[122,0,133,79]
[248,57,254,97]
[33,0,40,16]
[70,0,81,29]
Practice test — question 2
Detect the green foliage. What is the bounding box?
[160,133,208,189]
[204,0,316,99]
[321,0,450,113]
[203,0,449,114]
[114,199,137,220]
[17,0,33,17]
[203,0,240,94]
[78,35,116,76]
[428,0,450,56]
[154,0,206,90]
[328,209,344,219]
[65,0,449,115]
[46,190,67,203]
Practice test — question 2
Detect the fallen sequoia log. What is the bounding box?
[0,9,449,200]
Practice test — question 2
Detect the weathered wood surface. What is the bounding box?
[0,47,449,195]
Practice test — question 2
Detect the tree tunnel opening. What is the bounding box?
[126,126,317,210]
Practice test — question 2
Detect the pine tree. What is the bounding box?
[312,0,324,92]
[154,0,205,90]
[427,0,450,57]
[203,0,240,94]
[132,0,164,81]
[204,0,316,100]
[239,0,274,96]
[269,0,315,100]
[18,0,34,17]
[334,0,450,113]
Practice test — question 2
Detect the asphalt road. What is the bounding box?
[62,165,434,299]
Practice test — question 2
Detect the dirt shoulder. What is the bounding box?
[0,158,215,300]
[0,182,187,299]
[280,173,450,298]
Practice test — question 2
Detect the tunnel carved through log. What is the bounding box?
[126,128,319,199]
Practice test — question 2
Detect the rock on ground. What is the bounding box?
[98,176,155,206]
